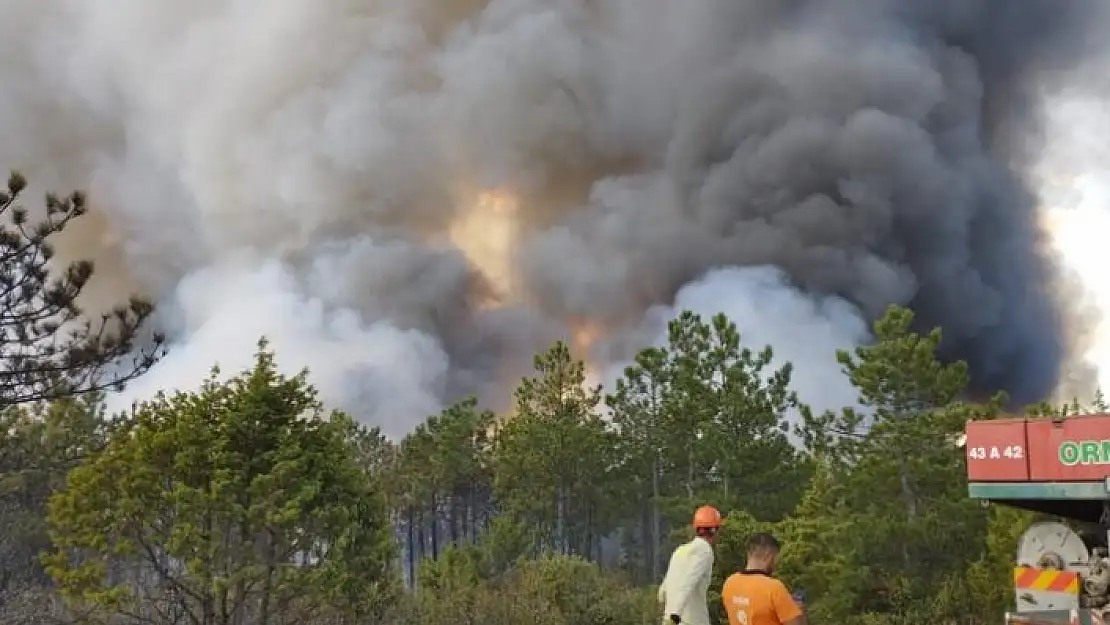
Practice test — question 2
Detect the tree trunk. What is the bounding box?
[430,492,440,559]
[259,531,275,625]
[556,485,566,554]
[585,501,594,560]
[686,443,695,500]
[468,486,477,543]
[651,454,662,580]
[406,507,416,588]
[896,454,918,570]
[449,493,459,545]
[897,459,918,518]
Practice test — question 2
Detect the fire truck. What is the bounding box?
[965,414,1110,625]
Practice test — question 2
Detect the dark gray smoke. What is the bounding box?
[522,0,1103,403]
[0,0,1101,432]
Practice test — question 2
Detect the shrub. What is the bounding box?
[384,553,658,625]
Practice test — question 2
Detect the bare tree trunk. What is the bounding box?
[468,486,477,543]
[429,493,439,559]
[585,502,594,560]
[651,455,662,580]
[897,460,918,517]
[449,494,459,545]
[554,486,564,554]
[686,444,695,500]
[406,507,416,588]
[896,456,918,570]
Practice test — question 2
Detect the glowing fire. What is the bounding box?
[570,319,606,391]
[448,188,520,307]
[448,188,611,394]
[571,320,604,354]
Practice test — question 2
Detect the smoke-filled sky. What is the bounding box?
[1,0,1107,436]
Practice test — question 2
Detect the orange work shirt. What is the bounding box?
[721,571,802,625]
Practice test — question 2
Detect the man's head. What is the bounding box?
[692,505,722,543]
[745,532,782,573]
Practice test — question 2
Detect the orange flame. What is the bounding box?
[571,320,604,354]
[449,188,520,307]
[569,319,606,391]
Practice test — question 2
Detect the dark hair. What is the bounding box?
[696,526,719,539]
[747,532,781,555]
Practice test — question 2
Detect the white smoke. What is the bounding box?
[1035,91,1110,401]
[601,266,868,419]
[106,259,450,439]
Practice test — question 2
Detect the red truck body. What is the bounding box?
[966,414,1110,482]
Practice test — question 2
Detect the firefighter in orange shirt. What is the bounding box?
[721,533,805,625]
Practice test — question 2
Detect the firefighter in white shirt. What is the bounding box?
[658,505,722,625]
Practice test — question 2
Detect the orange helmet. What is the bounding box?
[692,505,722,530]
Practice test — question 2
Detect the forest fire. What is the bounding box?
[449,188,609,395]
[570,318,606,390]
[448,188,520,308]
[571,320,604,354]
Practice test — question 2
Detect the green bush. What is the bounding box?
[384,554,658,625]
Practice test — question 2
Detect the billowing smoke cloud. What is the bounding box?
[0,0,1103,432]
[597,266,869,419]
[114,259,452,439]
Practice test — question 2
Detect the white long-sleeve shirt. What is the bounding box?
[658,537,715,625]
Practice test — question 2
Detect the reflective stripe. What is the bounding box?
[1013,566,1080,594]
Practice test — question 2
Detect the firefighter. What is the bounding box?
[720,532,805,625]
[658,505,722,625]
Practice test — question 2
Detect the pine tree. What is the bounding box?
[0,172,163,405]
